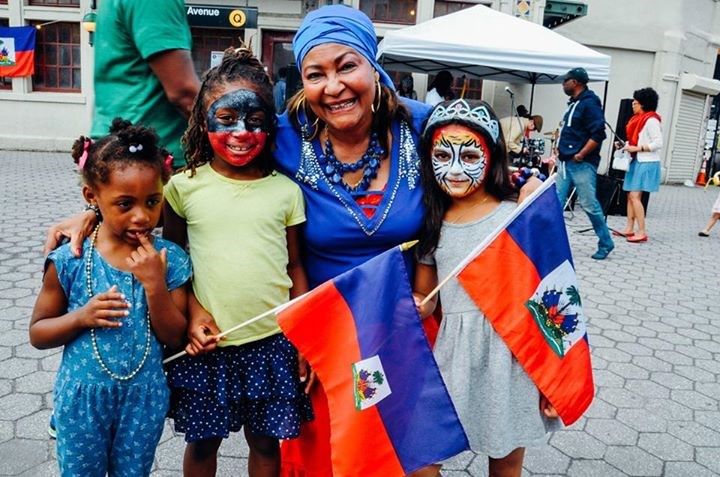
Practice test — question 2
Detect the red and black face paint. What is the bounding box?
[206,89,272,167]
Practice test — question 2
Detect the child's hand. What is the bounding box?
[298,352,316,394]
[185,309,222,356]
[518,176,542,203]
[413,292,434,319]
[540,394,559,419]
[77,285,129,329]
[127,235,166,290]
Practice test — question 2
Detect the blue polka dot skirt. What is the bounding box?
[166,333,314,442]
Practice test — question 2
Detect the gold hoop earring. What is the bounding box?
[372,77,381,114]
[296,93,320,139]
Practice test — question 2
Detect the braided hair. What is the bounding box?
[71,118,171,188]
[183,45,276,177]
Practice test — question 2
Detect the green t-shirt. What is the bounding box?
[164,164,306,346]
[91,0,192,167]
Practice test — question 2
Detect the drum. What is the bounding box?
[528,138,545,156]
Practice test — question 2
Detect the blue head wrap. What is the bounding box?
[293,5,395,91]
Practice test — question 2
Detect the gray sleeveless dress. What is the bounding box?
[422,201,561,459]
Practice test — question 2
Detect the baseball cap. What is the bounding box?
[563,67,589,84]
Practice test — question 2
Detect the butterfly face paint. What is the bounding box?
[431,124,490,198]
[207,89,272,167]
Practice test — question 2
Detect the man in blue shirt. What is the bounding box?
[556,67,614,260]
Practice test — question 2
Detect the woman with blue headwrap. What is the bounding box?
[274,5,435,475]
[275,5,431,288]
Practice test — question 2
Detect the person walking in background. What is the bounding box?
[555,67,614,260]
[425,70,454,106]
[614,87,662,243]
[274,66,288,113]
[92,0,201,169]
[30,120,191,476]
[698,188,720,237]
[398,74,418,100]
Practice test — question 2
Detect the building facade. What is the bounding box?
[1,0,719,183]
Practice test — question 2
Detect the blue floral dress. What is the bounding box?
[48,236,191,477]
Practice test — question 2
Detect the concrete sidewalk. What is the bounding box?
[1,151,719,476]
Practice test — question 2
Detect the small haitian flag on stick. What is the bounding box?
[454,176,594,426]
[0,26,36,77]
[277,246,469,476]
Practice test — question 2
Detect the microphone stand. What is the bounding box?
[507,90,529,167]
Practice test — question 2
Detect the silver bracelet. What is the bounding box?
[83,203,102,221]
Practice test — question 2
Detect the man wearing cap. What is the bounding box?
[556,67,614,260]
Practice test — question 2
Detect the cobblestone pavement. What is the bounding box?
[1,151,719,476]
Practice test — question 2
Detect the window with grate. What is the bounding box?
[190,28,242,77]
[359,0,417,24]
[0,17,9,89]
[28,0,80,6]
[433,0,490,17]
[33,22,81,92]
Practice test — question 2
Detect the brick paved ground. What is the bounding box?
[1,151,718,476]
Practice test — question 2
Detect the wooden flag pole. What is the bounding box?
[163,240,420,364]
[419,175,557,307]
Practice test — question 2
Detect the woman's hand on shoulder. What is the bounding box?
[44,209,98,258]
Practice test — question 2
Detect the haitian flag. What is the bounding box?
[277,246,469,476]
[0,26,35,77]
[455,177,594,426]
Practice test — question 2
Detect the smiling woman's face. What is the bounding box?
[300,43,376,135]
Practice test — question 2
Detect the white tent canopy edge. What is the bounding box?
[376,4,611,85]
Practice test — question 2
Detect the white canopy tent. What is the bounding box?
[376,5,611,86]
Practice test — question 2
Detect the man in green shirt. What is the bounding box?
[91,0,200,168]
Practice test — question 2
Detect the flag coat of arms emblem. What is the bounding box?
[277,247,469,476]
[0,26,36,77]
[456,178,594,426]
[352,355,392,411]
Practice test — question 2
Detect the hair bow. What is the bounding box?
[78,138,93,170]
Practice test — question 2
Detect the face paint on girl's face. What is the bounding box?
[431,124,490,198]
[206,89,272,167]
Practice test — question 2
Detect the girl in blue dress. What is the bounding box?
[30,118,192,476]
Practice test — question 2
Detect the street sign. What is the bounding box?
[186,4,258,29]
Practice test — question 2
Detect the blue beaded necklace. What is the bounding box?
[318,129,386,193]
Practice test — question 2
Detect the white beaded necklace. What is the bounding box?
[86,224,151,381]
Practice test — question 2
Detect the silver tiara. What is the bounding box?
[426,99,499,143]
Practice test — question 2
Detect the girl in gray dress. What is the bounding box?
[412,99,560,477]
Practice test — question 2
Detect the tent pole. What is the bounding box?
[529,83,536,114]
[602,81,608,112]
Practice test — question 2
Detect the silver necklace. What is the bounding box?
[86,224,151,381]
